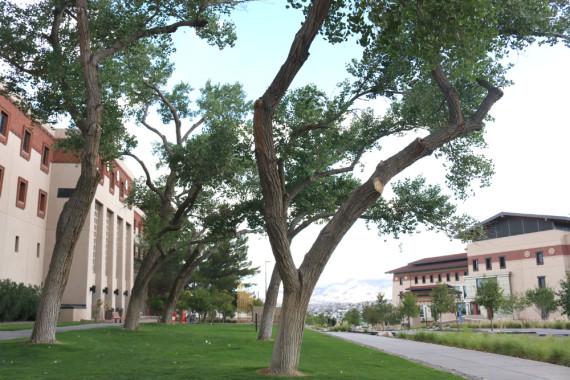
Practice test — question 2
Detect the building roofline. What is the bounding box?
[478,212,570,225]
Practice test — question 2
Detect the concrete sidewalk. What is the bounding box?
[0,323,121,341]
[328,332,570,380]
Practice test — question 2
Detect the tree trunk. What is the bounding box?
[160,246,205,324]
[31,0,102,344]
[268,288,310,376]
[124,248,163,330]
[258,266,281,340]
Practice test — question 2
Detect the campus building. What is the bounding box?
[0,95,143,321]
[388,212,570,323]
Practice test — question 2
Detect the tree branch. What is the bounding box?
[122,151,164,200]
[145,82,183,144]
[139,106,172,155]
[288,212,335,240]
[182,116,205,141]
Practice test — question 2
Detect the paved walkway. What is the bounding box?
[0,323,122,341]
[328,332,570,380]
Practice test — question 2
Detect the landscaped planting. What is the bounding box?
[0,324,461,379]
[462,320,570,330]
[398,331,570,366]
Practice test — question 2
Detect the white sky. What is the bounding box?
[122,2,570,300]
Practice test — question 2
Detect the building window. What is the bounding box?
[499,256,506,269]
[399,277,403,286]
[109,170,115,193]
[119,180,125,199]
[37,190,47,218]
[429,275,433,283]
[536,251,544,265]
[21,129,32,159]
[15,236,19,252]
[422,276,426,284]
[0,165,4,197]
[538,276,546,289]
[41,145,50,172]
[455,272,460,281]
[414,276,418,284]
[36,243,41,258]
[485,257,492,270]
[16,177,28,209]
[472,259,479,272]
[0,111,8,141]
[446,273,450,282]
[438,274,442,282]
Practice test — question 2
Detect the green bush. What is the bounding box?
[330,324,351,332]
[401,331,570,367]
[0,279,41,322]
[463,320,570,330]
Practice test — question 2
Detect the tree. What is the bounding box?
[526,287,558,320]
[558,273,570,318]
[475,279,504,330]
[123,78,251,330]
[343,308,361,326]
[500,294,529,320]
[0,0,240,344]
[362,304,382,327]
[430,284,456,329]
[250,0,569,374]
[400,293,420,329]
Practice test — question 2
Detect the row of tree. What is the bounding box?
[0,0,568,376]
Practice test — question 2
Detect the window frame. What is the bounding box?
[537,276,546,289]
[429,274,434,283]
[472,259,479,272]
[499,256,506,269]
[485,257,492,270]
[446,273,451,282]
[16,177,28,209]
[20,128,32,160]
[536,251,544,266]
[455,272,460,281]
[37,189,48,218]
[15,236,20,252]
[399,277,403,286]
[40,144,50,173]
[438,273,442,282]
[109,170,116,194]
[414,276,418,284]
[0,165,4,197]
[422,275,426,284]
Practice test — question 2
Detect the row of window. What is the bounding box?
[0,111,51,171]
[472,251,545,272]
[13,235,42,258]
[401,271,466,286]
[0,169,48,217]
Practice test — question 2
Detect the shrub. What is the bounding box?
[0,279,41,322]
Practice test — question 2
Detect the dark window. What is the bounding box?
[538,276,546,289]
[57,188,75,198]
[464,271,468,276]
[472,259,479,272]
[109,171,116,193]
[0,165,4,197]
[438,274,442,282]
[41,145,50,169]
[21,129,31,156]
[16,177,28,209]
[485,257,492,270]
[429,275,433,283]
[414,276,418,284]
[399,277,403,286]
[499,256,506,269]
[15,236,19,252]
[536,251,544,266]
[37,190,47,218]
[119,180,125,198]
[36,243,40,258]
[455,272,460,281]
[422,276,426,284]
[0,111,7,137]
[446,273,450,282]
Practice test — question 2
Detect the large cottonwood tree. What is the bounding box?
[0,0,240,343]
[252,0,568,374]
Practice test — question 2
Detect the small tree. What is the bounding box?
[362,304,382,327]
[401,293,420,328]
[526,287,558,320]
[474,279,504,330]
[558,274,570,318]
[500,294,529,320]
[343,308,361,327]
[430,284,455,329]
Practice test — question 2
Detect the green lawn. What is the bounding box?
[399,331,570,367]
[0,321,96,331]
[0,324,460,379]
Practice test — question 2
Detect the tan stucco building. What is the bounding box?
[389,212,570,323]
[0,95,143,321]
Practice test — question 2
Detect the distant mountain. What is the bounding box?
[310,279,392,304]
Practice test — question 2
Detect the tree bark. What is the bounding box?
[257,266,281,340]
[31,0,102,344]
[160,246,206,324]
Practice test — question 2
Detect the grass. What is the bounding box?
[398,331,570,367]
[0,321,97,331]
[462,320,570,330]
[0,324,461,380]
